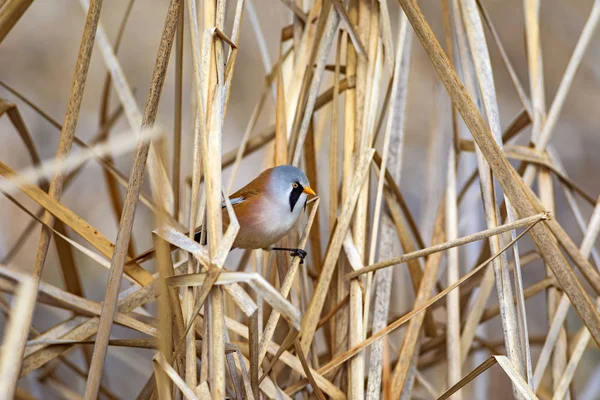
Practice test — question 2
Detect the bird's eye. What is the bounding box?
[292,182,299,189]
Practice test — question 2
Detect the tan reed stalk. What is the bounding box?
[3,1,600,398]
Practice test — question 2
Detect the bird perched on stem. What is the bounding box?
[195,165,316,263]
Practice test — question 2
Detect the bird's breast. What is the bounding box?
[228,196,303,249]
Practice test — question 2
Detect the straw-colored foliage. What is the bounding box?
[0,0,599,398]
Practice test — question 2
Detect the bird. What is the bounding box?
[195,165,316,263]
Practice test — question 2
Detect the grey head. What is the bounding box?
[267,165,313,212]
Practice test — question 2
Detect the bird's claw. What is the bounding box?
[290,249,307,264]
[272,247,307,264]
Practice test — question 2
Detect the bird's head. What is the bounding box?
[267,165,316,212]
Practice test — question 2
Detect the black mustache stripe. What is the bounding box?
[289,183,304,212]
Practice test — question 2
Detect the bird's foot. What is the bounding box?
[271,247,307,264]
[290,249,307,264]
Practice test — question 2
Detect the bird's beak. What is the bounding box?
[303,186,316,196]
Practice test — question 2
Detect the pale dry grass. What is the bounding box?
[0,0,599,399]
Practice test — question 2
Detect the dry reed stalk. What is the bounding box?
[474,0,531,116]
[531,196,600,395]
[459,0,530,387]
[438,355,538,400]
[3,0,600,397]
[522,0,600,187]
[347,212,545,279]
[31,0,103,287]
[0,275,37,400]
[290,2,340,165]
[349,3,381,394]
[329,33,342,232]
[397,0,600,347]
[0,0,34,43]
[300,148,374,353]
[304,122,324,271]
[84,1,182,397]
[0,160,153,284]
[539,168,568,396]
[366,14,412,398]
[96,0,137,260]
[0,299,117,399]
[445,142,461,394]
[285,218,540,397]
[258,199,319,365]
[389,194,447,397]
[0,98,90,366]
[184,0,207,392]
[152,116,187,397]
[78,0,174,215]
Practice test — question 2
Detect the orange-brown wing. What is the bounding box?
[224,167,273,206]
[221,168,274,226]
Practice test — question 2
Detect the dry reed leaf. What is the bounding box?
[83,1,183,396]
[4,0,600,397]
[168,271,300,330]
[397,0,600,348]
[224,316,345,400]
[475,0,532,116]
[0,275,37,400]
[78,0,175,214]
[153,226,210,267]
[290,3,340,165]
[0,267,157,336]
[438,355,538,400]
[283,217,540,397]
[331,0,367,58]
[347,212,546,279]
[0,102,86,308]
[459,0,529,383]
[294,338,327,400]
[258,198,319,365]
[0,161,153,285]
[30,0,103,307]
[0,99,42,167]
[522,0,600,186]
[0,0,35,43]
[367,15,413,399]
[445,143,461,392]
[300,148,374,353]
[0,126,162,198]
[154,353,198,400]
